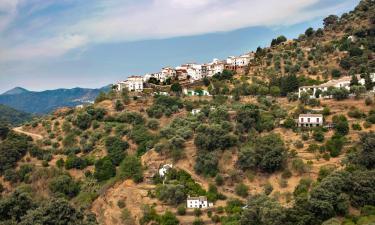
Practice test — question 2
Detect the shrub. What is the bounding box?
[94,157,116,181]
[352,123,362,131]
[119,156,143,183]
[215,174,224,186]
[147,119,160,130]
[235,183,248,197]
[117,200,126,208]
[313,130,325,142]
[49,175,80,198]
[264,183,273,195]
[365,97,373,106]
[292,159,307,176]
[194,208,202,217]
[177,205,186,215]
[73,113,92,130]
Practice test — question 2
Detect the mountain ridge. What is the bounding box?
[0,85,111,114]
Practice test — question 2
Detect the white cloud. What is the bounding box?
[0,0,356,61]
[1,34,88,61]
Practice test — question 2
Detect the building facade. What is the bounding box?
[298,114,323,127]
[187,196,212,209]
[116,76,144,92]
[298,76,352,99]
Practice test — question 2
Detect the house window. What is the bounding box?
[308,118,310,123]
[301,118,304,123]
[317,118,320,123]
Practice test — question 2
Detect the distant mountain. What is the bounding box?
[2,87,30,95]
[0,86,111,114]
[0,104,33,126]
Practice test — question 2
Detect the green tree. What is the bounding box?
[119,155,143,183]
[94,157,116,181]
[49,175,80,199]
[171,83,182,95]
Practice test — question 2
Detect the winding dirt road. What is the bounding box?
[13,127,43,140]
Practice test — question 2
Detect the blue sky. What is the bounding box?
[0,0,360,93]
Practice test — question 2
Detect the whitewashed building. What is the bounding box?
[191,109,201,115]
[226,54,252,68]
[209,59,225,76]
[298,114,323,127]
[187,196,213,209]
[116,76,144,92]
[298,76,352,99]
[183,88,210,96]
[161,67,176,79]
[159,164,173,177]
[358,73,375,86]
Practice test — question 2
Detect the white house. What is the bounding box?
[187,196,213,209]
[191,109,201,115]
[175,68,188,80]
[183,88,210,96]
[209,59,225,76]
[225,54,252,68]
[161,67,176,79]
[358,73,375,86]
[116,76,144,92]
[298,76,352,99]
[298,114,323,127]
[159,164,173,177]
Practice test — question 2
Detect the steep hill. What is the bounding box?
[0,86,111,114]
[0,104,33,126]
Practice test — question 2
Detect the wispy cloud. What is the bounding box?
[0,0,357,62]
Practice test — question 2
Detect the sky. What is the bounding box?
[0,0,361,93]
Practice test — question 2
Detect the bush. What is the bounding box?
[73,113,92,130]
[49,175,80,198]
[194,152,219,177]
[105,136,129,165]
[235,183,248,197]
[194,208,202,217]
[119,156,143,183]
[147,119,160,130]
[365,97,373,106]
[313,130,325,142]
[237,133,287,173]
[292,158,307,174]
[331,69,342,78]
[117,200,126,209]
[352,123,362,131]
[264,183,273,195]
[177,205,186,215]
[215,174,224,186]
[94,157,116,181]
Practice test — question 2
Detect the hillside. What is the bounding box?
[0,104,33,126]
[0,1,374,225]
[0,86,111,114]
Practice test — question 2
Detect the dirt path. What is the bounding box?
[13,127,43,140]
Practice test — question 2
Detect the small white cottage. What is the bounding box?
[191,109,201,115]
[298,114,323,127]
[186,196,213,209]
[159,164,173,178]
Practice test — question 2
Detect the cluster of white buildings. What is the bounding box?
[115,53,254,92]
[298,73,375,99]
